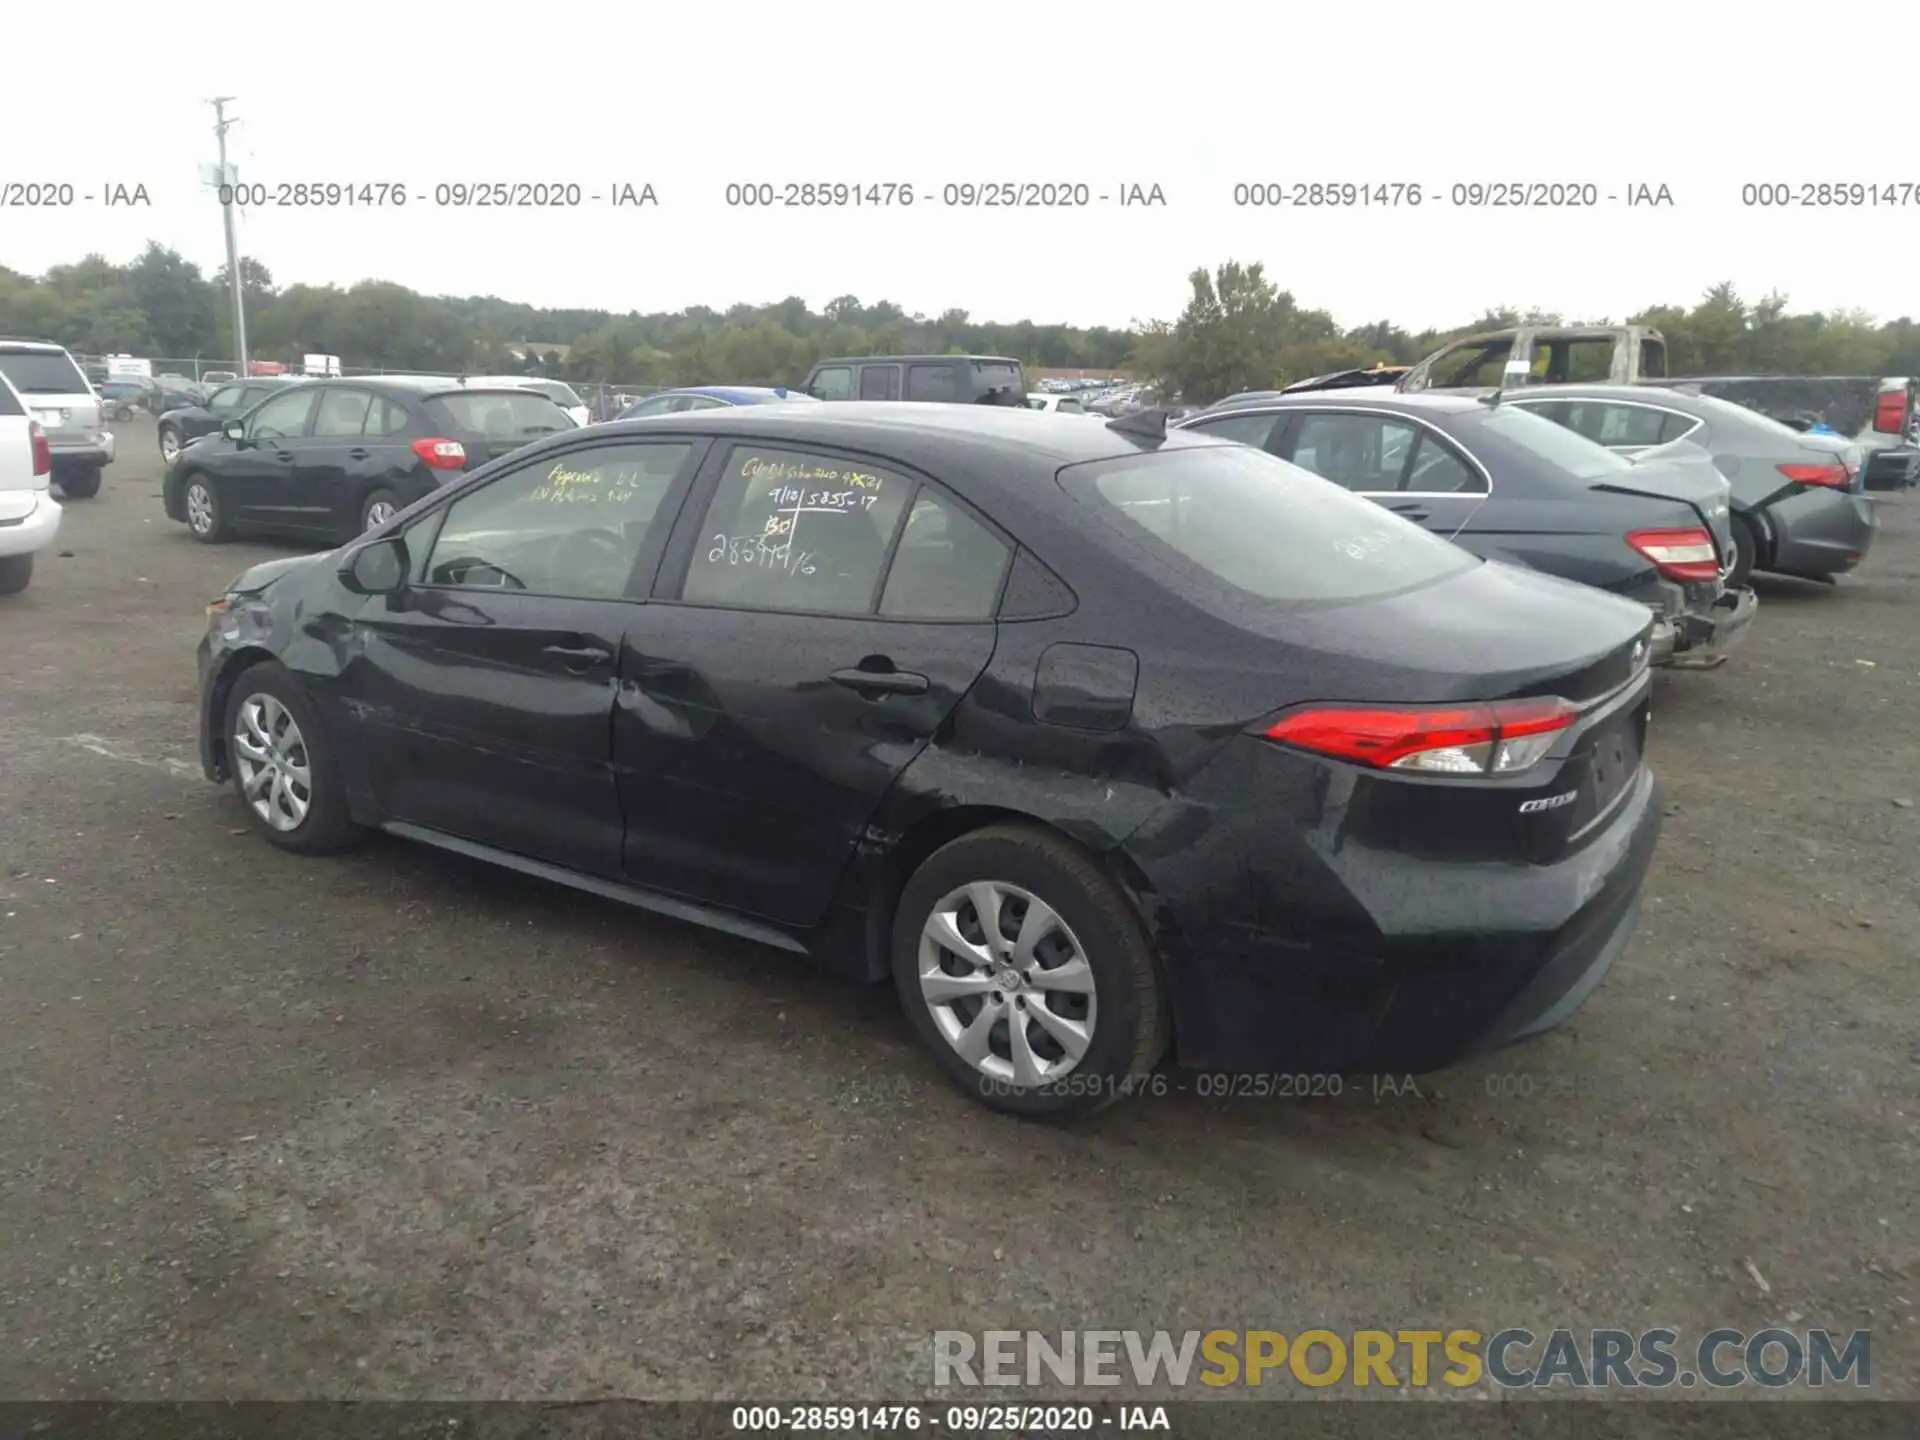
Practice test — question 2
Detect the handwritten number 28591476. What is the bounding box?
[708,534,816,578]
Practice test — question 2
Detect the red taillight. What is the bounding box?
[1263,696,1578,775]
[1627,526,1720,583]
[411,437,467,469]
[29,420,50,478]
[1873,390,1907,435]
[1777,462,1850,488]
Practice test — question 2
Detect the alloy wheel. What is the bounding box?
[232,693,312,832]
[159,429,180,464]
[918,880,1098,1088]
[185,482,214,535]
[363,500,395,530]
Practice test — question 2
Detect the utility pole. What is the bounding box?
[210,97,249,376]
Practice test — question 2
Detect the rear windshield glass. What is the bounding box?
[519,378,583,407]
[1686,392,1816,442]
[1064,442,1477,604]
[0,349,90,395]
[426,390,574,437]
[1454,403,1633,481]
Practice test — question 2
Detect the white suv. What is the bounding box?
[0,370,62,595]
[0,338,114,498]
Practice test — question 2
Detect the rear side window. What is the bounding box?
[1187,410,1281,449]
[681,446,913,615]
[0,349,89,395]
[859,366,901,400]
[879,490,1011,620]
[426,390,573,439]
[907,364,959,402]
[1064,443,1477,605]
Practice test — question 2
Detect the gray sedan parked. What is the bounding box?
[1504,385,1878,586]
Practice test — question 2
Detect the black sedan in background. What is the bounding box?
[157,376,309,466]
[163,376,575,544]
[1179,392,1755,667]
[195,403,1663,1118]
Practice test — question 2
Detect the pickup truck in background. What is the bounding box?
[1398,324,1920,491]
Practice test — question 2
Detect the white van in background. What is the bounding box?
[0,339,114,499]
[0,370,62,595]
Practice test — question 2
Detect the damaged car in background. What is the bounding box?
[1178,390,1754,668]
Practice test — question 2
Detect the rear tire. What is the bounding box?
[182,473,231,543]
[0,553,32,595]
[891,823,1170,1120]
[57,468,101,500]
[1728,513,1760,588]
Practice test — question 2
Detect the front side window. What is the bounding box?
[423,442,694,599]
[246,389,318,439]
[1064,443,1477,605]
[879,490,1011,620]
[680,446,912,615]
[810,367,854,400]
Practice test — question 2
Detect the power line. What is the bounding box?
[210,97,249,375]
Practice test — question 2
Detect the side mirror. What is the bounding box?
[222,420,246,442]
[339,535,409,595]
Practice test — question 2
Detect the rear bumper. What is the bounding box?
[1662,586,1757,670]
[49,435,113,469]
[1763,488,1877,578]
[0,492,63,558]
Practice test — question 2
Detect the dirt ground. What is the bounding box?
[0,421,1915,1402]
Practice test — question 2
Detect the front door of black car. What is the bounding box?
[1278,410,1489,537]
[335,438,705,876]
[223,387,319,525]
[617,442,1008,927]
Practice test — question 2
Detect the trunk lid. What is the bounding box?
[1595,440,1736,573]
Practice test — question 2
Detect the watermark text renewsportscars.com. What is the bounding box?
[933,1327,1871,1390]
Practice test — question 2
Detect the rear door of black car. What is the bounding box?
[616,439,1008,926]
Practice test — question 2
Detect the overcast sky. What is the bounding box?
[9,0,1918,333]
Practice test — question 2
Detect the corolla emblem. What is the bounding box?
[1518,790,1579,814]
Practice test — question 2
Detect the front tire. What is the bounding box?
[891,824,1170,1120]
[57,468,101,500]
[360,487,400,533]
[0,553,32,595]
[182,473,230,543]
[222,662,363,854]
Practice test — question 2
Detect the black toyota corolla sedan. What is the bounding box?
[195,403,1664,1118]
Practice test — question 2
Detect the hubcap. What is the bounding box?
[186,483,213,533]
[232,693,312,832]
[918,880,1097,1088]
[161,431,179,462]
[364,500,394,530]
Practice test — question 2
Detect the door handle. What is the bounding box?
[830,667,929,696]
[348,448,370,460]
[1389,503,1431,522]
[274,450,295,463]
[544,644,613,667]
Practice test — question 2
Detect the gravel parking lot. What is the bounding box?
[1,421,1916,1401]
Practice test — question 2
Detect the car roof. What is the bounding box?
[1192,390,1489,418]
[609,399,1224,472]
[811,355,1022,366]
[1495,383,1709,410]
[0,338,70,353]
[312,375,560,399]
[666,386,806,403]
